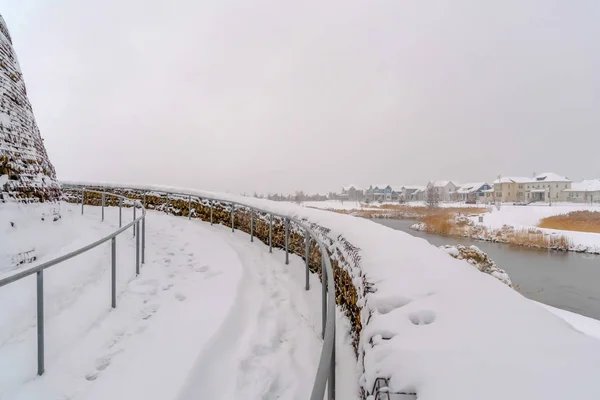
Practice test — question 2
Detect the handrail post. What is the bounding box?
[111,237,116,308]
[36,270,44,375]
[188,195,192,220]
[81,188,85,215]
[250,210,254,242]
[143,192,146,208]
[321,252,327,339]
[305,229,310,290]
[142,215,146,264]
[285,218,289,265]
[119,198,122,227]
[269,213,273,253]
[165,194,169,214]
[231,205,235,232]
[329,324,336,400]
[210,201,213,225]
[135,221,140,275]
[101,192,105,222]
[133,205,136,237]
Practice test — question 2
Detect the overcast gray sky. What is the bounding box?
[2,0,599,194]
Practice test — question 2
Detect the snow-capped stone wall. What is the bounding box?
[0,14,60,202]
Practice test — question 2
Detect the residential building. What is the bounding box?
[365,184,399,202]
[413,188,427,202]
[341,184,364,201]
[564,179,600,203]
[426,181,457,202]
[493,173,572,203]
[482,189,494,203]
[399,186,426,202]
[523,173,571,203]
[492,177,530,203]
[456,182,492,202]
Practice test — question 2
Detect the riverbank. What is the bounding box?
[304,201,600,254]
[375,218,600,320]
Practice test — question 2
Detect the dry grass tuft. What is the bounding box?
[505,229,571,249]
[420,214,454,235]
[538,211,600,233]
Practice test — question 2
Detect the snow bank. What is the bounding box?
[60,182,600,400]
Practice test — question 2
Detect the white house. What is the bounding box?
[524,173,571,203]
[426,181,457,202]
[564,179,600,204]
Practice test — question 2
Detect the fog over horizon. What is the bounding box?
[3,0,599,195]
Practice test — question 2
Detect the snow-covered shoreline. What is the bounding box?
[305,200,600,254]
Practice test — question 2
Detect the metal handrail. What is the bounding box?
[0,189,147,376]
[61,183,337,400]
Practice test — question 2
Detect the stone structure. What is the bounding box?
[0,14,60,202]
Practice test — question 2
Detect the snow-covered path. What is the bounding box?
[1,205,358,399]
[176,225,324,400]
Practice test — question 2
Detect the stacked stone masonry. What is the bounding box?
[0,14,60,202]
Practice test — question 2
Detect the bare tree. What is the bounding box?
[294,190,306,204]
[426,186,439,207]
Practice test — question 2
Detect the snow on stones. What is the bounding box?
[0,14,60,202]
[439,244,513,287]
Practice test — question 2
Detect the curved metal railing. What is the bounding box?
[4,184,337,400]
[0,190,147,376]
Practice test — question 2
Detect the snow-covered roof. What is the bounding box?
[565,179,600,192]
[493,177,530,184]
[532,172,571,183]
[482,189,494,193]
[456,182,489,194]
[372,184,391,189]
[342,184,362,191]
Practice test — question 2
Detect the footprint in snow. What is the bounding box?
[408,310,436,326]
[175,292,187,301]
[85,372,99,381]
[204,270,223,280]
[194,265,209,273]
[141,304,160,320]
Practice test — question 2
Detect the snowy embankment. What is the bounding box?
[59,182,600,399]
[469,203,600,254]
[2,203,358,400]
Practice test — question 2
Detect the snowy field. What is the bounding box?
[475,202,600,229]
[1,204,359,400]
[302,200,375,211]
[0,202,119,276]
[472,203,600,253]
